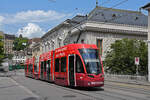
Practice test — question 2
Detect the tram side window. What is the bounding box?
[29,64,33,73]
[36,63,39,72]
[41,62,44,70]
[44,61,47,72]
[61,57,66,72]
[29,65,31,72]
[55,58,59,72]
[76,55,84,73]
[47,60,50,67]
[25,65,27,71]
[47,60,51,72]
[34,65,37,72]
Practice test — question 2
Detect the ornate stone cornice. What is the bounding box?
[42,20,70,39]
[70,21,148,36]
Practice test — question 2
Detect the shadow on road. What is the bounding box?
[22,97,39,100]
[68,86,104,91]
[0,85,18,89]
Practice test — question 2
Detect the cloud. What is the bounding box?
[0,16,5,23]
[17,23,45,39]
[2,10,71,24]
[0,16,5,30]
[0,10,72,38]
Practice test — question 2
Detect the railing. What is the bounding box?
[0,70,25,77]
[105,73,148,82]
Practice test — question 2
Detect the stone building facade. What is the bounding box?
[0,31,16,55]
[25,38,41,58]
[41,15,86,53]
[64,21,147,60]
[41,21,69,52]
[12,50,26,65]
[32,41,42,66]
[42,6,148,60]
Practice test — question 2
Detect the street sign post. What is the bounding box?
[135,57,139,65]
[135,57,139,75]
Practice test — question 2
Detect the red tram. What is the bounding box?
[25,44,104,87]
[25,57,35,78]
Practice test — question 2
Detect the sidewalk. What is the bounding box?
[0,77,40,100]
[0,69,25,77]
[105,77,150,86]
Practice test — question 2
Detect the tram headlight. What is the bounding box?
[88,82,91,86]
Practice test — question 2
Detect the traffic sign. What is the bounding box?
[135,57,139,65]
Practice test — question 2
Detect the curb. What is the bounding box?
[105,79,150,86]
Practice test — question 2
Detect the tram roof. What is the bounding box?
[55,44,98,52]
[39,44,98,58]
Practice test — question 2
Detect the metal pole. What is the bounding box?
[148,12,150,82]
[140,3,150,82]
[148,41,150,82]
[96,0,98,7]
[136,64,139,76]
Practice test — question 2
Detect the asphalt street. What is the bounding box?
[0,77,40,100]
[0,70,150,100]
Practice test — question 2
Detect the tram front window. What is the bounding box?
[79,49,102,75]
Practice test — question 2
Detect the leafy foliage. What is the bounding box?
[13,37,28,51]
[104,38,148,75]
[0,35,4,66]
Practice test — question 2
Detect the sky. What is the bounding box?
[0,0,149,39]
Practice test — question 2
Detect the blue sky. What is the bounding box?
[0,0,149,38]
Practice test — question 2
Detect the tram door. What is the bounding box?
[44,61,47,79]
[41,62,44,79]
[69,55,75,86]
[47,60,51,80]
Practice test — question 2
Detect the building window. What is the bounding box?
[59,41,61,47]
[81,39,84,44]
[97,39,103,56]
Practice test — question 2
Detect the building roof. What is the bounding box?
[28,38,41,44]
[141,3,150,10]
[0,31,4,36]
[42,6,148,40]
[42,15,87,39]
[71,15,87,24]
[88,6,148,26]
[4,34,16,40]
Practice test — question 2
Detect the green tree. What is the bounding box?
[13,37,28,51]
[104,38,148,75]
[0,35,4,66]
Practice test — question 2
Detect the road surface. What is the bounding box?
[0,71,150,100]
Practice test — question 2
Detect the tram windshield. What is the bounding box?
[79,49,102,75]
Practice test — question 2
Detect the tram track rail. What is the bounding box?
[11,75,150,100]
[47,80,150,100]
[104,82,150,95]
[46,83,146,100]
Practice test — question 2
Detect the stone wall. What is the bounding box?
[67,29,147,60]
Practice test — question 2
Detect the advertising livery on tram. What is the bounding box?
[25,44,104,87]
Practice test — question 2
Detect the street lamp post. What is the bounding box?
[141,3,150,82]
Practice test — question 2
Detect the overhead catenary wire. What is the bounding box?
[89,0,144,23]
[100,0,112,6]
[97,0,129,12]
[48,0,56,3]
[101,0,146,24]
[111,0,128,8]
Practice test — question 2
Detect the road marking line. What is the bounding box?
[10,78,39,98]
[107,81,150,90]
